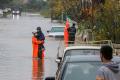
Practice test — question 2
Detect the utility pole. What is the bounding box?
[91,0,94,41]
[50,0,53,22]
[61,11,64,23]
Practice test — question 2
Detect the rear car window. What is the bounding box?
[62,61,101,80]
[51,27,64,32]
[65,49,100,56]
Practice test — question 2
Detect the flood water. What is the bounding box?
[0,13,64,80]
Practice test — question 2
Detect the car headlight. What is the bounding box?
[16,11,20,13]
[12,11,15,13]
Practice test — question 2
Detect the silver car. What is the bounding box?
[45,55,120,80]
[47,26,64,38]
[56,46,101,66]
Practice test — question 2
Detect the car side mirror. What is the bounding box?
[56,59,60,63]
[56,57,62,64]
[45,77,55,80]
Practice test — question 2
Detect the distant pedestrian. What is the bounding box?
[67,23,76,44]
[82,30,89,42]
[83,34,87,42]
[96,45,120,80]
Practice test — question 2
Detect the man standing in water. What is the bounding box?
[32,32,43,58]
[36,27,45,59]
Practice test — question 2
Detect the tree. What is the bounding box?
[0,0,13,8]
[27,0,47,11]
[94,0,120,43]
[0,0,12,4]
[50,0,63,20]
[51,0,96,23]
[50,0,120,43]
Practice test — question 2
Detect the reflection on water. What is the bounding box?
[0,15,61,80]
[12,15,20,20]
[32,59,44,80]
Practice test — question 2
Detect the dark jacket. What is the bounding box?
[37,31,45,41]
[67,26,76,37]
[36,31,45,49]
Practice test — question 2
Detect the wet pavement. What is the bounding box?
[0,14,64,80]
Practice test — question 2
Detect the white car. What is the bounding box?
[47,26,64,38]
[56,45,101,65]
[64,46,100,55]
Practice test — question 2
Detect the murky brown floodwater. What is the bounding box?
[0,13,64,80]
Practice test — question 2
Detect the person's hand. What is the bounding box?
[41,40,44,44]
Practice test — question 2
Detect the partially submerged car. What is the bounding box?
[47,26,64,38]
[45,55,120,80]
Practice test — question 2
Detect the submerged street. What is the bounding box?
[0,0,120,80]
[0,14,64,80]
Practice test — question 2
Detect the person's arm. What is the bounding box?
[32,37,43,44]
[96,76,104,80]
[36,40,43,44]
[32,36,36,44]
[96,68,105,80]
[67,27,70,32]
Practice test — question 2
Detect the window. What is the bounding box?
[51,27,64,32]
[65,49,100,56]
[62,61,101,80]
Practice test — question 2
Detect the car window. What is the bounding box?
[51,27,64,32]
[62,61,101,80]
[65,49,100,56]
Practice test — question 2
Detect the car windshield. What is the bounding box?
[62,61,101,80]
[51,27,64,32]
[65,49,100,56]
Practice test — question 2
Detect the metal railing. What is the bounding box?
[65,40,113,47]
[56,39,120,57]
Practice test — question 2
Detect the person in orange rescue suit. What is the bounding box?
[36,27,45,59]
[32,32,44,58]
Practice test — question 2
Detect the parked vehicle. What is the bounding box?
[45,55,120,80]
[47,26,64,38]
[56,45,101,65]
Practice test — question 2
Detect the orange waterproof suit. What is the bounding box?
[32,36,43,58]
[64,19,69,47]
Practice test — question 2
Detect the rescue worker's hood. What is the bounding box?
[105,62,120,73]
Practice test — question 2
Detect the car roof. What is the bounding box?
[52,26,65,28]
[64,46,101,52]
[65,55,120,62]
[65,55,101,62]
